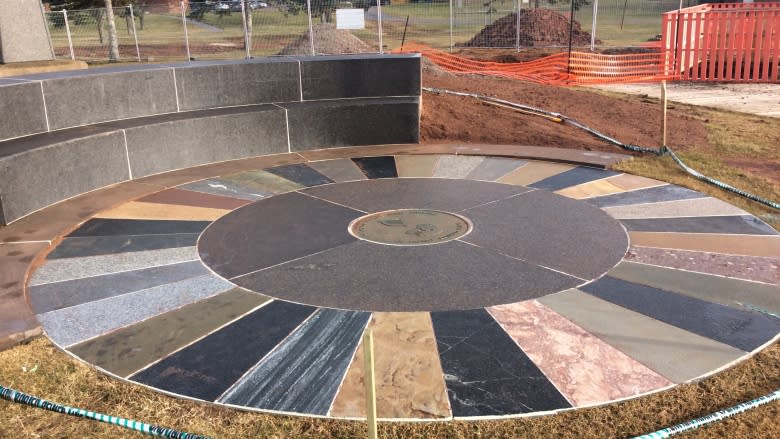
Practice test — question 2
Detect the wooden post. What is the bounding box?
[661,80,668,148]
[363,329,377,439]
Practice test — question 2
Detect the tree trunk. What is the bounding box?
[95,9,104,44]
[104,0,120,62]
[243,0,252,51]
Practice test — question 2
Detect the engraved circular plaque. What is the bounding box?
[349,209,472,246]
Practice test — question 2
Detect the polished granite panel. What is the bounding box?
[580,277,780,352]
[0,242,47,348]
[620,215,777,235]
[539,289,745,383]
[602,197,748,220]
[46,234,199,260]
[300,56,420,100]
[235,240,580,312]
[461,190,628,280]
[67,218,211,238]
[607,261,780,315]
[307,159,368,182]
[130,300,316,402]
[221,169,305,195]
[219,309,370,414]
[264,163,335,187]
[432,155,484,179]
[464,157,526,182]
[529,166,620,192]
[555,178,626,199]
[626,246,779,285]
[37,274,233,347]
[394,155,442,178]
[29,246,199,286]
[430,308,571,416]
[69,288,270,377]
[586,185,706,208]
[300,178,531,214]
[329,312,451,419]
[606,174,666,191]
[488,301,672,406]
[28,260,208,314]
[95,201,230,221]
[628,232,780,258]
[137,188,250,210]
[199,192,360,279]
[351,156,398,179]
[177,178,269,201]
[496,161,571,186]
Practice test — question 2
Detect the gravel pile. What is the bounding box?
[277,23,375,55]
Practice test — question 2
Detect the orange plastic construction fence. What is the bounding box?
[397,43,678,86]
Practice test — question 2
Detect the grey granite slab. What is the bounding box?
[177,178,269,201]
[47,233,199,259]
[602,197,749,219]
[219,309,370,414]
[67,218,211,237]
[264,163,334,187]
[300,178,531,213]
[432,155,485,179]
[28,261,209,315]
[580,277,780,352]
[307,159,368,182]
[37,274,233,347]
[0,0,54,63]
[620,215,778,235]
[464,157,526,182]
[586,185,707,208]
[529,166,620,192]
[220,169,305,195]
[29,246,199,286]
[0,81,48,141]
[539,289,746,383]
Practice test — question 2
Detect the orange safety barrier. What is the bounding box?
[397,43,676,86]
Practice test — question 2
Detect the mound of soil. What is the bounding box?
[277,23,374,55]
[461,9,597,48]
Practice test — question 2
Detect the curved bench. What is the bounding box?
[0,54,421,225]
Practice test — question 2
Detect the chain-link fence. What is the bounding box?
[47,7,141,61]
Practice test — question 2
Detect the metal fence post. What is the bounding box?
[306,0,315,55]
[180,1,191,61]
[449,0,453,52]
[63,9,75,60]
[129,5,141,62]
[376,0,383,54]
[590,0,598,51]
[241,0,251,59]
[515,0,520,52]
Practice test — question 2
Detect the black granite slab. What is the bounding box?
[28,261,208,314]
[300,178,531,213]
[264,164,335,187]
[461,190,628,280]
[620,215,779,235]
[580,277,780,352]
[431,309,571,416]
[47,233,199,259]
[351,156,398,179]
[198,192,360,279]
[67,218,211,237]
[219,309,370,414]
[129,300,317,402]
[300,56,420,100]
[529,166,620,192]
[234,240,581,312]
[586,184,707,208]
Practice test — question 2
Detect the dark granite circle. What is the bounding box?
[198,179,628,312]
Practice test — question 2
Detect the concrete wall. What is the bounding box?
[0,55,421,225]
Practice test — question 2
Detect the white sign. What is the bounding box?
[336,9,365,30]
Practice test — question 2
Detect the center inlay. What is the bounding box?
[348,209,472,246]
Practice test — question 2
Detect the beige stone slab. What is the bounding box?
[395,155,442,178]
[488,301,672,406]
[539,289,746,383]
[307,159,367,182]
[329,312,450,419]
[628,232,780,258]
[606,174,667,192]
[555,178,627,199]
[497,161,573,186]
[94,201,229,221]
[603,197,749,219]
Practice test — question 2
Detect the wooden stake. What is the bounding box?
[363,329,377,439]
[661,80,668,148]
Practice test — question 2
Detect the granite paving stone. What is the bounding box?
[496,161,572,186]
[606,261,780,315]
[464,157,526,182]
[69,288,270,377]
[488,301,672,406]
[198,192,361,279]
[602,197,749,219]
[46,234,199,260]
[264,163,335,187]
[29,246,200,286]
[219,309,370,414]
[233,240,581,312]
[394,155,442,177]
[539,289,746,383]
[351,156,398,179]
[620,215,777,235]
[580,277,780,352]
[626,246,779,285]
[129,300,316,401]
[307,159,368,182]
[628,232,780,258]
[432,155,485,179]
[586,185,707,208]
[606,174,666,191]
[94,202,230,222]
[529,166,620,192]
[221,169,304,194]
[555,178,627,199]
[28,260,209,314]
[67,218,211,238]
[137,188,250,210]
[329,312,451,419]
[176,179,269,201]
[0,242,47,348]
[300,178,531,214]
[430,308,571,416]
[37,274,234,347]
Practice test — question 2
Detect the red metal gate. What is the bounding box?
[662,2,780,82]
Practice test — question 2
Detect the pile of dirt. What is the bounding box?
[461,9,597,48]
[277,23,374,55]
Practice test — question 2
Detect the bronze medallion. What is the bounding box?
[349,209,471,246]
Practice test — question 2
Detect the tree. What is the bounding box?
[280,0,338,24]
